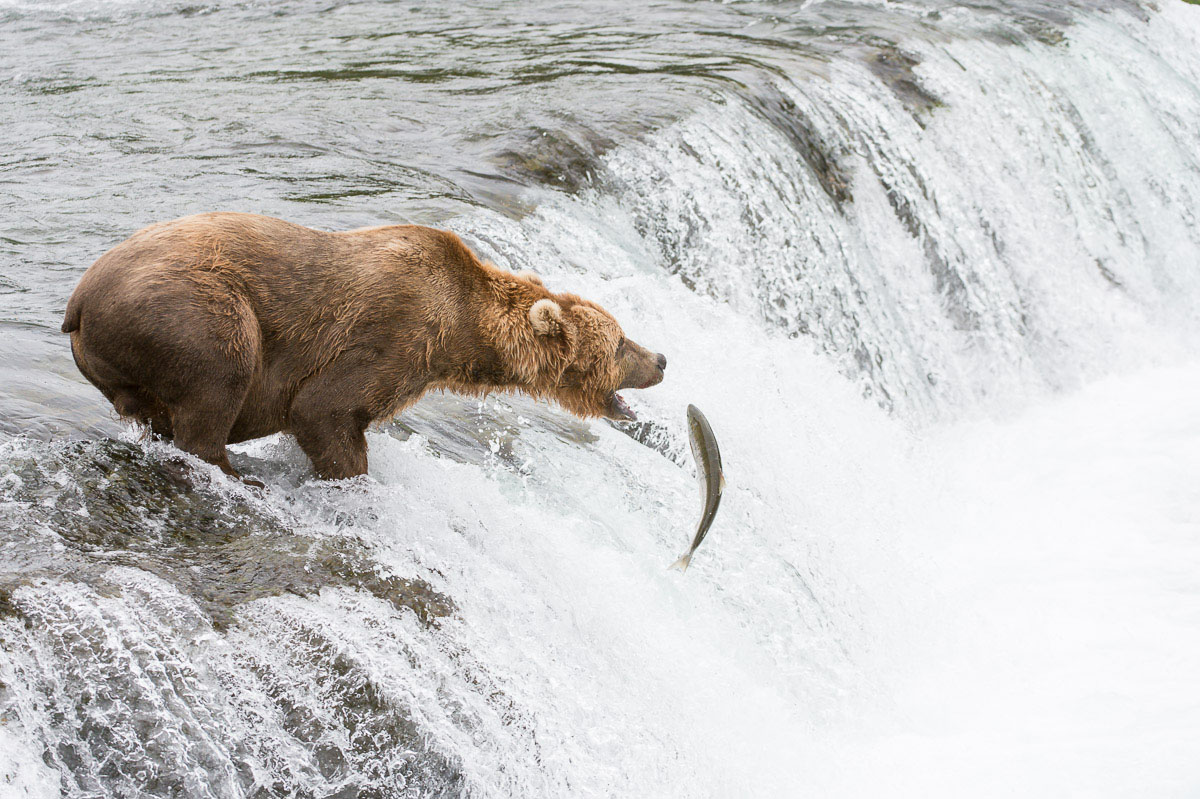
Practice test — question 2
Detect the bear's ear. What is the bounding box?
[572,306,605,325]
[529,298,563,336]
[515,270,544,287]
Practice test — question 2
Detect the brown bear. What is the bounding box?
[62,213,666,481]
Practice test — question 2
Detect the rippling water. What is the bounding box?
[2,1,1199,796]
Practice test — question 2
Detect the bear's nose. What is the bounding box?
[656,353,667,371]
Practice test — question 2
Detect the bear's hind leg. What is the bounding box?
[154,299,261,484]
[72,275,264,484]
[170,383,253,482]
[111,388,174,439]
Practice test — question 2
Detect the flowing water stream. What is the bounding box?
[2,0,1199,796]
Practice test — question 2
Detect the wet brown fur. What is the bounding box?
[62,213,665,480]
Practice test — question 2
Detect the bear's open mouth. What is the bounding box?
[607,392,636,422]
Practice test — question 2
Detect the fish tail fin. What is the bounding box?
[669,553,692,573]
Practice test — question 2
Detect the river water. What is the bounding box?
[2,0,1199,796]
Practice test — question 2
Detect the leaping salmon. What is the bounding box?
[670,404,725,572]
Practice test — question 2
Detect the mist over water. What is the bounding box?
[1,0,1199,796]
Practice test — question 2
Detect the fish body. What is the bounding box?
[670,404,725,572]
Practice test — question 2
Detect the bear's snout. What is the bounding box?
[641,353,666,389]
[617,337,666,393]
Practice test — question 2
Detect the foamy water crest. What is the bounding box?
[588,5,1200,418]
[2,2,1199,797]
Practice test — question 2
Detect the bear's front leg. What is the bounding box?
[291,407,370,480]
[287,355,374,480]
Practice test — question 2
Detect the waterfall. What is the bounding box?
[2,2,1199,796]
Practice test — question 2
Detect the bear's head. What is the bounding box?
[524,295,666,421]
[481,267,664,421]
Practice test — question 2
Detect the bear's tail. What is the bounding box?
[61,295,82,333]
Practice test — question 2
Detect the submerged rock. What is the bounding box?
[866,44,944,119]
[492,124,617,194]
[0,437,468,797]
[742,82,854,208]
[0,438,455,631]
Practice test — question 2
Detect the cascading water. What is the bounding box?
[1,1,1199,796]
